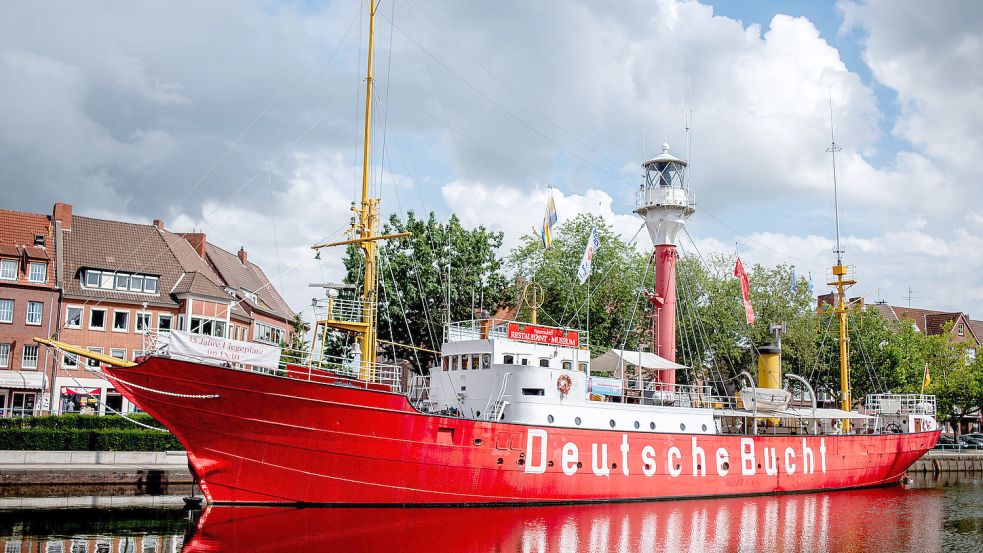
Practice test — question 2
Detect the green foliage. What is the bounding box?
[507,214,651,357]
[280,313,310,366]
[0,427,182,451]
[0,414,164,430]
[340,211,508,367]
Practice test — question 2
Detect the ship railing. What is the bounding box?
[635,186,696,211]
[312,297,374,324]
[864,393,936,416]
[614,379,733,409]
[444,320,586,344]
[407,375,432,411]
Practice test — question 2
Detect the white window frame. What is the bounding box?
[86,347,104,368]
[135,312,151,332]
[62,351,78,368]
[0,299,13,323]
[110,348,127,360]
[144,276,159,294]
[253,321,284,345]
[115,273,130,290]
[158,313,172,331]
[0,258,16,280]
[132,350,144,361]
[65,305,83,328]
[89,308,107,331]
[26,301,43,326]
[83,269,101,288]
[129,275,144,292]
[28,262,47,283]
[112,309,130,333]
[0,343,10,368]
[21,345,39,369]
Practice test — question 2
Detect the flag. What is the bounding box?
[922,363,931,391]
[577,226,601,284]
[734,256,755,324]
[540,195,558,249]
[790,267,797,295]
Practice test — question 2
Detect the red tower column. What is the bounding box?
[653,243,677,387]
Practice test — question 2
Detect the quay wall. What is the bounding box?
[0,450,191,487]
[909,450,983,474]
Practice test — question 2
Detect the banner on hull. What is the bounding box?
[167,330,281,370]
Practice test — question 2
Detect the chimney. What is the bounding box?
[181,232,207,258]
[53,203,72,231]
[153,219,165,230]
[238,247,248,265]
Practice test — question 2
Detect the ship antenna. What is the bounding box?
[827,94,844,264]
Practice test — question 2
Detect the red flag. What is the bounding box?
[734,257,755,325]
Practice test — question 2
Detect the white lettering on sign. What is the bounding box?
[525,430,548,474]
[741,438,756,476]
[518,432,831,481]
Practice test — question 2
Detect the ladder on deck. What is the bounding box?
[484,372,511,421]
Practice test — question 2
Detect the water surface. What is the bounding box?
[1,473,980,552]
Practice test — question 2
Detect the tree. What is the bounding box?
[507,214,651,358]
[279,314,310,367]
[341,211,508,369]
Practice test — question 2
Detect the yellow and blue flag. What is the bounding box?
[540,195,557,249]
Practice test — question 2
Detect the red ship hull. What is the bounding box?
[104,357,939,505]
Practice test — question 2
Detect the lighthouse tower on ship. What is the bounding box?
[635,144,696,387]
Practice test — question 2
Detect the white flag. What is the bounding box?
[577,226,601,284]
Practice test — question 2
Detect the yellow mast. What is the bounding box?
[310,0,408,381]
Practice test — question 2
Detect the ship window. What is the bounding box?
[575,417,582,426]
[650,422,656,430]
[503,354,515,365]
[680,423,686,431]
[702,424,708,432]
[471,354,480,371]
[609,419,616,428]
[522,388,545,396]
[634,421,640,429]
[462,356,471,370]
[578,362,588,372]
[562,361,572,370]
[482,353,491,368]
[442,357,449,371]
[539,358,550,368]
[450,356,458,371]
[547,415,554,424]
[520,357,529,366]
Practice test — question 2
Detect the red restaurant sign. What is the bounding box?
[507,323,579,347]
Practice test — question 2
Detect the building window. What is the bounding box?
[89,308,106,330]
[241,289,258,303]
[110,348,126,360]
[0,299,13,323]
[22,345,39,369]
[81,269,160,294]
[66,306,83,328]
[0,343,9,368]
[28,262,47,283]
[958,323,965,336]
[135,313,151,332]
[968,348,977,363]
[86,347,104,368]
[63,352,78,368]
[158,314,172,331]
[26,301,43,325]
[191,316,227,338]
[132,350,144,361]
[113,310,129,332]
[539,358,550,368]
[253,321,284,344]
[0,259,16,280]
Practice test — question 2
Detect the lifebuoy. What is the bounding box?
[556,375,572,396]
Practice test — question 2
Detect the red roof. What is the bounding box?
[0,209,51,260]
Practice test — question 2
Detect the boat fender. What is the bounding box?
[557,375,572,396]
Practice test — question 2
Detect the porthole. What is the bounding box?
[634,421,640,429]
[575,417,582,426]
[701,424,707,432]
[680,423,686,431]
[547,415,555,424]
[650,422,656,430]
[609,419,616,428]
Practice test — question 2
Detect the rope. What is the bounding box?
[93,368,220,400]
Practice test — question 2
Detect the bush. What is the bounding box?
[0,427,183,451]
[0,414,164,431]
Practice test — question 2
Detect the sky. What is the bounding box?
[1,0,981,323]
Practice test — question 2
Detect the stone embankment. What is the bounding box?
[0,450,191,486]
[909,449,983,474]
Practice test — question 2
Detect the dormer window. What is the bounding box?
[241,289,258,303]
[28,262,47,283]
[958,323,965,336]
[33,234,45,246]
[82,269,159,295]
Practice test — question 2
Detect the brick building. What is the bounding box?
[870,303,981,360]
[0,209,58,416]
[0,203,297,416]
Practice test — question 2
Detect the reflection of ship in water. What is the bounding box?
[184,487,945,553]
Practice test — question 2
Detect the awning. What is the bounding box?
[591,348,687,375]
[0,370,45,389]
[62,387,98,396]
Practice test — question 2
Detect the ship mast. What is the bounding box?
[311,0,409,380]
[818,99,861,428]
